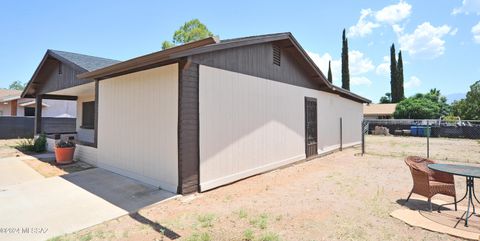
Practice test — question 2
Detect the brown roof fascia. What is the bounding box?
[77,37,219,80]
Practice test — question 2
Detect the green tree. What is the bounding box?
[397,50,405,101]
[390,43,398,102]
[341,29,350,90]
[161,41,175,50]
[394,97,440,119]
[8,80,25,90]
[379,93,391,103]
[327,60,333,83]
[394,89,450,119]
[162,19,214,50]
[451,80,480,120]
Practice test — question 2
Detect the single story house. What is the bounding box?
[0,88,76,117]
[22,33,370,194]
[363,103,397,119]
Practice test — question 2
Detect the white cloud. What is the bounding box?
[308,50,374,86]
[398,22,452,58]
[450,28,458,36]
[376,56,390,76]
[351,76,373,86]
[452,0,480,15]
[375,0,412,24]
[404,76,421,88]
[348,9,380,37]
[349,50,375,75]
[392,24,404,35]
[472,21,480,43]
[348,1,412,38]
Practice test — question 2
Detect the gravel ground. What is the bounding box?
[48,136,480,241]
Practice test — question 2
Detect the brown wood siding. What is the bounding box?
[191,42,323,91]
[177,59,200,194]
[10,100,17,116]
[36,58,92,95]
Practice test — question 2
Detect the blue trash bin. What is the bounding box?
[410,126,418,136]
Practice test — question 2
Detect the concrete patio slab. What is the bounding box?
[0,156,44,188]
[0,168,176,241]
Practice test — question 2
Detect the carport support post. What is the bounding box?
[427,121,430,158]
[34,95,43,135]
[361,120,365,156]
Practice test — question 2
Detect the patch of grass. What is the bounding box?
[237,209,248,219]
[366,187,389,217]
[332,217,368,241]
[243,228,255,240]
[197,213,215,228]
[95,230,105,239]
[78,232,93,241]
[249,213,269,230]
[258,232,280,241]
[46,236,64,241]
[185,232,211,241]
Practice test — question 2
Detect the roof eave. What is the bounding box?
[77,37,220,80]
[21,50,90,98]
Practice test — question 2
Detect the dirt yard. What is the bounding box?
[49,136,480,241]
[0,138,93,177]
[0,139,28,158]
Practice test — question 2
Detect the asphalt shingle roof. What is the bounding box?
[49,50,121,72]
[0,89,21,101]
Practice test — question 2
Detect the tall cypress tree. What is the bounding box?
[390,43,398,102]
[341,29,350,90]
[397,50,405,101]
[327,60,333,83]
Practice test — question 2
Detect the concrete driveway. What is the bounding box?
[0,167,176,241]
[0,156,44,188]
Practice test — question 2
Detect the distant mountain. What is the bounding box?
[445,93,466,104]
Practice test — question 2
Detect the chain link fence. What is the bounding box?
[361,119,480,164]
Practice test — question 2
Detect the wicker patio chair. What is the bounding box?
[405,156,456,211]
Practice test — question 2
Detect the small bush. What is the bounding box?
[56,139,75,148]
[16,139,35,152]
[33,133,47,153]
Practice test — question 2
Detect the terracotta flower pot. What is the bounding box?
[55,147,75,164]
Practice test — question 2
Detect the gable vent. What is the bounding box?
[273,45,281,66]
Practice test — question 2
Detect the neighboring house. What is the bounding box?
[363,103,397,119]
[22,33,370,194]
[0,88,76,117]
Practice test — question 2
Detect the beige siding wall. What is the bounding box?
[97,64,179,192]
[199,65,362,191]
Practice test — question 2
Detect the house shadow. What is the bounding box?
[129,212,181,239]
[61,168,176,213]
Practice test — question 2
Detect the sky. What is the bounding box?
[1,0,479,103]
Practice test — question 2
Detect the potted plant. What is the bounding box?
[55,139,76,165]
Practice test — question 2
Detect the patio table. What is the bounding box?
[428,163,480,227]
